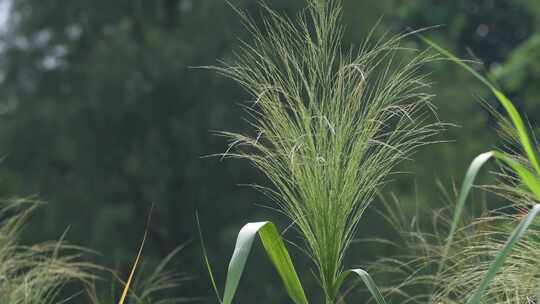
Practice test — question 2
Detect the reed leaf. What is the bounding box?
[440,151,494,270]
[420,36,540,175]
[337,269,388,304]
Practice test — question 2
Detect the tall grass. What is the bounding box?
[375,187,540,303]
[423,37,540,304]
[106,244,193,304]
[209,0,442,303]
[369,38,540,304]
[0,198,190,304]
[0,199,94,304]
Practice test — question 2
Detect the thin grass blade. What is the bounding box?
[440,152,493,270]
[495,152,540,198]
[118,204,154,304]
[196,213,223,304]
[420,36,540,175]
[118,229,147,304]
[336,268,388,304]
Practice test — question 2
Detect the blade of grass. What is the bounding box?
[466,204,540,304]
[336,268,388,304]
[118,204,154,304]
[439,152,493,272]
[493,154,540,198]
[222,221,308,304]
[420,36,540,175]
[196,213,223,304]
[492,90,540,176]
[118,229,147,304]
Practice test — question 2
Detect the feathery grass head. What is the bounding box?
[214,0,442,301]
[0,198,191,304]
[0,199,95,304]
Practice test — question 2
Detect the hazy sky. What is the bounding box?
[0,0,11,32]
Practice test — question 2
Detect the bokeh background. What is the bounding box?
[0,0,538,302]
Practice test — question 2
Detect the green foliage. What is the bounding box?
[421,36,540,175]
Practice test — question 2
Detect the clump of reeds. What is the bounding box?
[0,199,94,303]
[212,0,442,302]
[0,198,190,304]
[376,190,540,303]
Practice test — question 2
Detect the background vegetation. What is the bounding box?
[0,0,539,302]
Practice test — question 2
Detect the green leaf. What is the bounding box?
[491,90,540,176]
[222,221,308,304]
[440,152,540,267]
[495,152,540,198]
[336,268,388,304]
[466,204,540,304]
[420,36,540,175]
[439,152,493,272]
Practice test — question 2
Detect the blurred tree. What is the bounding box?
[0,0,314,302]
[388,0,540,184]
[0,0,266,293]
[394,0,540,127]
[396,0,535,66]
[493,34,540,126]
[0,0,538,302]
